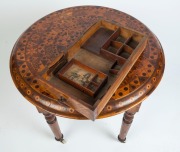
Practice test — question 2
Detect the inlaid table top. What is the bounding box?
[10,6,165,119]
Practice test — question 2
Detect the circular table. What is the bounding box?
[10,6,165,143]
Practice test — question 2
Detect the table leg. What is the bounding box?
[36,107,66,143]
[118,103,141,143]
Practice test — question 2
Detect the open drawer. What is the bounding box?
[41,20,148,120]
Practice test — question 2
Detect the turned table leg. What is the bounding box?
[118,103,141,143]
[37,107,66,143]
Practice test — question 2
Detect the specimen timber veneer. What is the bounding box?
[10,6,165,143]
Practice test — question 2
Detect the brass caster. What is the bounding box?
[118,135,126,143]
[55,134,66,144]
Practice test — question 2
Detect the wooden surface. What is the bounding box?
[41,19,148,121]
[10,6,165,120]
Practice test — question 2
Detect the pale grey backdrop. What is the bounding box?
[0,0,179,152]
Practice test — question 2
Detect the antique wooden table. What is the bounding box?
[10,6,165,143]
